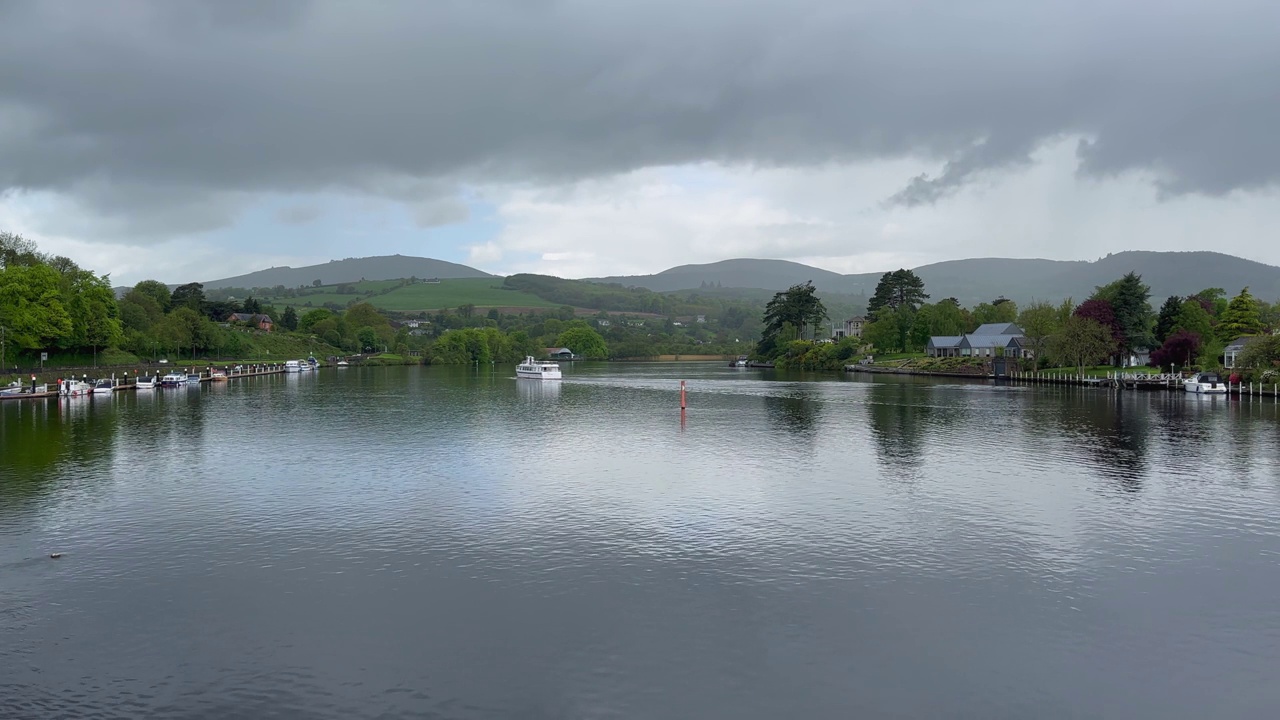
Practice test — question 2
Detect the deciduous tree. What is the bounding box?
[1048,316,1115,375]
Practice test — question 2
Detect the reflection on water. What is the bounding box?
[763,388,819,439]
[2,366,1280,719]
[516,378,562,401]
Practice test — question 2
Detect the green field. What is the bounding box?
[268,279,558,313]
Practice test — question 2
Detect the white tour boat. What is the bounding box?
[516,356,562,380]
[284,360,302,373]
[1184,371,1227,394]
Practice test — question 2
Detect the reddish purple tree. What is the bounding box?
[1150,330,1202,370]
[1073,299,1123,345]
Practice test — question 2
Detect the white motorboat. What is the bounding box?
[135,376,157,390]
[284,360,302,373]
[336,360,349,368]
[161,372,186,387]
[92,379,114,395]
[1,381,24,396]
[63,380,93,397]
[1184,371,1227,394]
[516,355,562,380]
[732,355,749,367]
[186,373,201,385]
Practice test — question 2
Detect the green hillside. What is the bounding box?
[267,278,558,312]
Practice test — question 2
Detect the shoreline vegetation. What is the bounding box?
[2,232,760,377]
[749,269,1279,385]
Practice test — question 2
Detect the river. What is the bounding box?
[3,363,1279,719]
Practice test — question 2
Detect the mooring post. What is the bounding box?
[680,380,687,410]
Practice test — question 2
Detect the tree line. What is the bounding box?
[751,266,1279,374]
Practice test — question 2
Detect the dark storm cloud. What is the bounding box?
[0,0,1276,236]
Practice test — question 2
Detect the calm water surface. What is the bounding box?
[2,364,1279,719]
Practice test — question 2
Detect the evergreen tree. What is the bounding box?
[1092,272,1153,360]
[866,269,928,320]
[1154,295,1183,343]
[760,281,828,345]
[281,305,299,331]
[1218,287,1264,341]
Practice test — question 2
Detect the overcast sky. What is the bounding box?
[1,0,1277,285]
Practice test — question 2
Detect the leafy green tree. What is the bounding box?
[119,289,164,332]
[1048,316,1115,375]
[1217,287,1264,341]
[761,281,828,345]
[1172,298,1214,341]
[170,282,206,311]
[0,263,73,361]
[1154,295,1183,343]
[1092,272,1154,358]
[867,269,928,320]
[159,307,214,359]
[133,280,172,312]
[357,327,379,352]
[281,306,299,331]
[863,307,904,352]
[1016,301,1065,364]
[0,231,48,269]
[345,302,390,333]
[1236,334,1280,371]
[299,308,333,332]
[557,325,608,359]
[1259,299,1279,333]
[971,298,1018,327]
[1192,288,1229,317]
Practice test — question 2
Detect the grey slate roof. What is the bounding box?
[971,323,1022,335]
[928,336,964,348]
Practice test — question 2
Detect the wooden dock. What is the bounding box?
[3,363,295,400]
[845,364,1280,398]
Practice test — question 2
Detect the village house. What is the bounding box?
[832,316,865,340]
[225,313,274,332]
[927,323,1030,359]
[1223,336,1260,369]
[695,315,707,323]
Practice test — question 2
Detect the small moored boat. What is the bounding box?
[92,379,115,395]
[516,356,562,380]
[63,380,93,397]
[210,370,227,381]
[161,372,186,387]
[1184,372,1226,394]
[186,373,201,385]
[135,376,157,390]
[284,360,302,373]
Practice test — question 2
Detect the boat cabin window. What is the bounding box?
[1201,374,1220,383]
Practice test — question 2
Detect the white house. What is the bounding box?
[1223,336,1259,368]
[832,316,866,340]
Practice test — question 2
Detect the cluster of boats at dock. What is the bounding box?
[1,356,324,400]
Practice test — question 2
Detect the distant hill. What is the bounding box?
[595,259,851,294]
[201,254,493,290]
[591,252,1280,305]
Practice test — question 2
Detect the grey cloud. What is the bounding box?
[0,0,1277,236]
[276,205,322,225]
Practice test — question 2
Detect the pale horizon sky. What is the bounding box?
[2,1,1278,286]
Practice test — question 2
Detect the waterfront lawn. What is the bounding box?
[1036,365,1163,377]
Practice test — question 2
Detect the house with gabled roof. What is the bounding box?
[927,323,1031,359]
